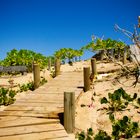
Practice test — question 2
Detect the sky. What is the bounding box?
[0,0,140,60]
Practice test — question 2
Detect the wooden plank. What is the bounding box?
[17,94,64,98]
[44,88,80,92]
[0,110,59,118]
[16,94,63,101]
[45,82,82,86]
[0,130,70,140]
[4,106,60,112]
[16,99,63,103]
[13,102,63,107]
[0,117,59,128]
[45,81,82,84]
[0,116,19,121]
[0,123,64,137]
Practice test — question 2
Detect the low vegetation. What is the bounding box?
[100,88,137,113]
[0,77,48,107]
[0,88,16,106]
[82,38,127,61]
[54,48,83,65]
[0,49,54,72]
[76,88,140,140]
[19,77,47,92]
[19,82,34,92]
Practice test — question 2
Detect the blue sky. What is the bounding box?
[0,0,139,60]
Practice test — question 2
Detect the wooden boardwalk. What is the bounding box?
[0,71,83,140]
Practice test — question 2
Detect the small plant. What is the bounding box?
[76,128,94,140]
[76,128,111,140]
[19,82,34,92]
[137,98,140,106]
[111,115,139,140]
[50,69,55,78]
[100,88,137,113]
[8,77,14,88]
[76,115,139,140]
[19,78,47,92]
[0,88,16,106]
[40,77,47,86]
[94,130,111,140]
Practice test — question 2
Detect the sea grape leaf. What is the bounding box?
[109,113,115,122]
[133,93,137,100]
[87,128,93,136]
[101,97,108,104]
[123,116,129,123]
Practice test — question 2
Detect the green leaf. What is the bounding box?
[109,113,115,122]
[108,93,112,99]
[94,130,111,140]
[133,93,137,100]
[87,128,93,136]
[123,116,129,123]
[77,131,85,140]
[9,90,16,98]
[137,98,140,105]
[101,97,108,104]
[124,102,129,106]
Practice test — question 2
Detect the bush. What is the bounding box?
[0,88,16,106]
[100,88,137,113]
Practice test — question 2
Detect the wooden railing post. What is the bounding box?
[123,47,127,64]
[100,50,105,61]
[64,92,75,133]
[55,58,61,77]
[111,49,114,62]
[48,57,51,71]
[118,48,121,61]
[83,67,90,92]
[33,63,40,89]
[91,58,97,79]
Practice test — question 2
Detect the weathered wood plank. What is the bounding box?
[13,102,63,107]
[0,123,64,137]
[16,94,64,98]
[0,117,59,128]
[0,130,69,140]
[4,106,61,112]
[16,99,63,103]
[0,116,19,121]
[0,110,59,118]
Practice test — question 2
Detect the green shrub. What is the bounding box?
[76,128,94,140]
[100,88,137,113]
[0,88,16,106]
[94,130,111,140]
[19,78,47,92]
[76,88,140,140]
[19,82,34,92]
[40,78,47,86]
[111,115,139,140]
